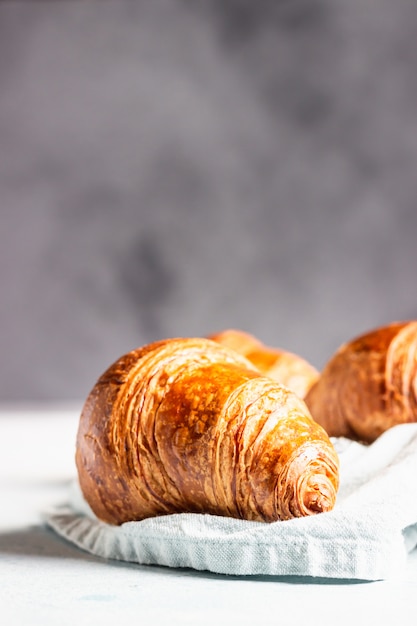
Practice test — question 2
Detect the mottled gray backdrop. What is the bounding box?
[1,0,417,402]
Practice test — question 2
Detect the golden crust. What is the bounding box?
[304,321,417,443]
[76,337,339,525]
[209,329,319,398]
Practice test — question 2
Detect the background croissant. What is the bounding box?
[209,329,319,399]
[76,337,339,525]
[305,321,417,443]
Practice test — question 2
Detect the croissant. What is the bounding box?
[76,337,339,525]
[209,329,319,398]
[304,321,417,443]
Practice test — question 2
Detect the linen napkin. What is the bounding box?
[46,423,417,581]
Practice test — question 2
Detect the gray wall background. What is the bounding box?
[1,0,417,402]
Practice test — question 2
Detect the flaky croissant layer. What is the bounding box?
[76,338,339,525]
[209,329,319,398]
[305,321,417,443]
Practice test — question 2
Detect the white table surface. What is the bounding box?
[1,407,417,626]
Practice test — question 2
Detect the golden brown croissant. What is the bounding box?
[304,321,417,443]
[209,329,319,398]
[76,337,339,525]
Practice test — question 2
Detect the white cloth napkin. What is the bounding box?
[46,423,417,581]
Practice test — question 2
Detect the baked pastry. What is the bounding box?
[76,337,339,525]
[209,329,319,398]
[304,321,417,443]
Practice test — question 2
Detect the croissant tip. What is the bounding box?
[306,493,329,514]
[302,474,337,516]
